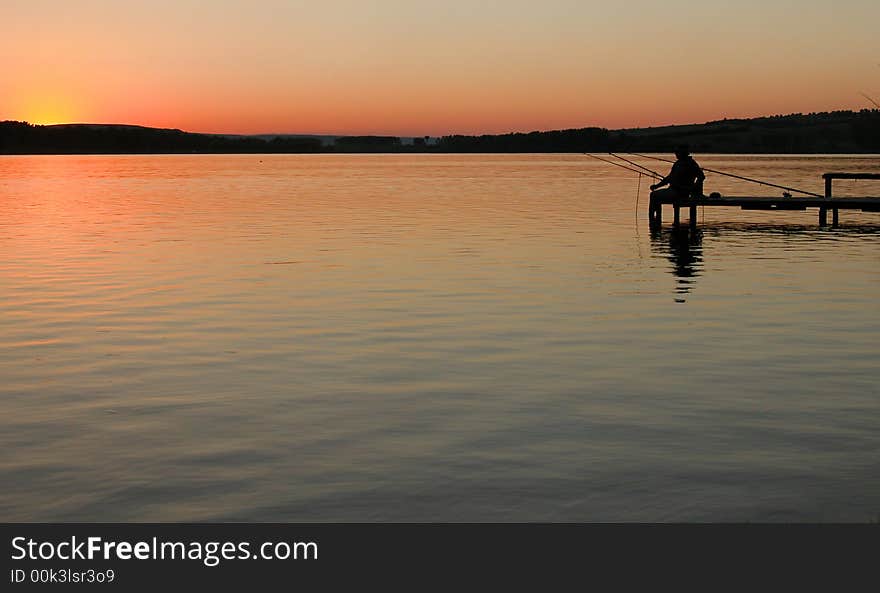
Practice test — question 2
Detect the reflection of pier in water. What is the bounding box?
[650,226,702,303]
[649,222,880,303]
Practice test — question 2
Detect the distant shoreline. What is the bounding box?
[2,109,879,155]
[4,151,879,156]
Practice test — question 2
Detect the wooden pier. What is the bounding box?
[649,173,880,227]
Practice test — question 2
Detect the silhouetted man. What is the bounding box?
[650,145,705,200]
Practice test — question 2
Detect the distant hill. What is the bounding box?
[1,110,878,154]
[0,123,324,154]
[618,110,880,153]
[438,110,880,153]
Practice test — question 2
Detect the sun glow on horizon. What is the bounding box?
[17,95,83,127]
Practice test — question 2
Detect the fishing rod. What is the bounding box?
[584,153,662,179]
[625,152,824,198]
[585,153,654,226]
[607,153,663,179]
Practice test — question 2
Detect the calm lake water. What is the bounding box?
[1,154,878,522]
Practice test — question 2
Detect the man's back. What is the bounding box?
[669,156,703,192]
[649,146,706,199]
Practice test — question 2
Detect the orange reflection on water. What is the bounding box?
[1,154,880,522]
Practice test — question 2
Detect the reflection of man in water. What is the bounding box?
[650,145,705,200]
[667,228,701,291]
[650,227,703,302]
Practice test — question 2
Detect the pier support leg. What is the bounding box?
[823,177,832,227]
[673,205,680,226]
[649,200,661,227]
[832,208,839,226]
[689,204,698,229]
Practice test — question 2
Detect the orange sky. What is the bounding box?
[3,1,879,135]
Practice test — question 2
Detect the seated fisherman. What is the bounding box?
[650,145,706,200]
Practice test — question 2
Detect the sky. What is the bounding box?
[2,0,879,135]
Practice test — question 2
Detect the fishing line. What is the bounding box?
[635,172,642,217]
[625,152,824,198]
[635,172,645,258]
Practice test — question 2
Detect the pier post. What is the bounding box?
[673,205,680,226]
[689,204,698,229]
[822,175,832,226]
[648,199,661,226]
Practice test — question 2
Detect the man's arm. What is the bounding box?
[651,173,672,191]
[652,162,677,190]
[651,174,671,191]
[693,165,706,197]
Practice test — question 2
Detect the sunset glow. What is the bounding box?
[18,95,81,126]
[3,0,879,135]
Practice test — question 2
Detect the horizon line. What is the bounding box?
[7,106,878,138]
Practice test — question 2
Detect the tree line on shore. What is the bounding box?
[2,110,878,154]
